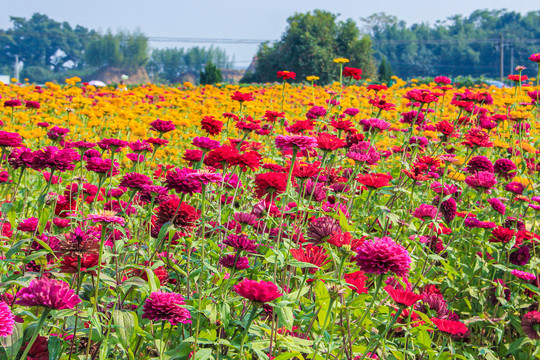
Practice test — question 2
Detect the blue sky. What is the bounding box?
[1,0,538,68]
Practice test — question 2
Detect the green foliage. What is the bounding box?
[0,13,95,73]
[199,61,223,85]
[362,9,540,79]
[243,10,378,84]
[378,56,393,84]
[147,46,233,83]
[85,30,149,71]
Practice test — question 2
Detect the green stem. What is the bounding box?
[18,308,51,360]
[239,305,259,359]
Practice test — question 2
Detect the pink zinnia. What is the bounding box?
[360,118,390,132]
[275,135,318,151]
[0,302,13,337]
[522,311,540,339]
[17,217,39,232]
[487,198,506,215]
[15,278,81,309]
[464,171,497,191]
[150,119,176,133]
[511,270,536,281]
[186,169,223,184]
[119,172,152,191]
[87,211,125,226]
[233,279,283,303]
[0,131,23,148]
[353,237,411,277]
[223,234,259,253]
[142,291,191,325]
[192,136,220,151]
[219,255,250,269]
[412,204,438,221]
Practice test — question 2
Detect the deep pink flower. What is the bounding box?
[275,135,318,151]
[8,147,34,169]
[487,198,506,215]
[87,211,125,226]
[97,138,128,151]
[223,234,259,253]
[85,157,119,177]
[494,159,517,180]
[31,147,79,172]
[142,291,191,325]
[466,156,493,174]
[0,302,13,337]
[511,270,536,281]
[150,119,176,133]
[186,169,223,184]
[119,172,152,191]
[17,217,39,232]
[3,99,21,107]
[412,204,438,221]
[219,255,250,269]
[233,279,282,303]
[192,136,220,151]
[522,311,540,339]
[464,171,497,191]
[353,237,411,277]
[360,118,390,132]
[165,167,201,195]
[0,131,23,148]
[15,278,81,309]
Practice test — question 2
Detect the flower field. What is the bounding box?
[0,58,539,360]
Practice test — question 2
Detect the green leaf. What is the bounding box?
[192,348,213,360]
[113,310,137,352]
[338,209,350,231]
[144,268,160,293]
[416,329,431,349]
[0,321,23,360]
[47,335,63,360]
[275,305,294,331]
[273,353,303,360]
[38,208,50,234]
[6,240,27,259]
[507,337,532,355]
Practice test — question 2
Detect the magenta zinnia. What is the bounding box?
[0,302,13,337]
[142,291,191,325]
[353,237,411,277]
[15,277,81,309]
[234,279,283,303]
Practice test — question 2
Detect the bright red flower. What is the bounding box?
[385,286,423,307]
[316,133,346,152]
[344,271,368,294]
[231,91,254,102]
[356,173,392,189]
[290,244,330,274]
[489,226,516,243]
[234,279,282,303]
[431,318,468,335]
[254,172,288,200]
[342,67,362,80]
[200,116,223,136]
[277,71,296,80]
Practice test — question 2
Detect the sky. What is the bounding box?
[1,0,539,69]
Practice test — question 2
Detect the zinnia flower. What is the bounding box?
[385,286,423,307]
[487,198,506,215]
[522,311,540,340]
[353,237,411,277]
[275,135,318,151]
[431,318,468,335]
[150,119,176,133]
[0,302,13,337]
[142,291,191,325]
[119,172,152,191]
[0,131,23,148]
[223,234,258,253]
[511,270,536,281]
[15,277,81,309]
[254,172,288,201]
[344,271,368,294]
[219,255,250,269]
[87,211,125,226]
[233,279,282,303]
[464,171,497,191]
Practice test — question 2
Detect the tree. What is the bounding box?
[243,10,377,84]
[147,46,233,83]
[85,30,149,71]
[0,13,95,73]
[378,56,393,84]
[199,61,223,85]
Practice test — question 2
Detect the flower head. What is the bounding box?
[385,286,423,307]
[15,277,81,309]
[431,318,468,336]
[233,279,282,304]
[0,302,13,337]
[142,291,191,325]
[353,237,411,277]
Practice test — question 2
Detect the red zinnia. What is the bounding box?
[431,318,468,335]
[344,271,368,294]
[342,67,362,80]
[290,244,330,274]
[254,172,288,200]
[200,116,223,136]
[231,91,254,102]
[355,173,392,189]
[277,71,296,80]
[385,286,423,307]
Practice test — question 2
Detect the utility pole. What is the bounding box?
[14,55,19,81]
[510,47,514,74]
[500,34,504,82]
